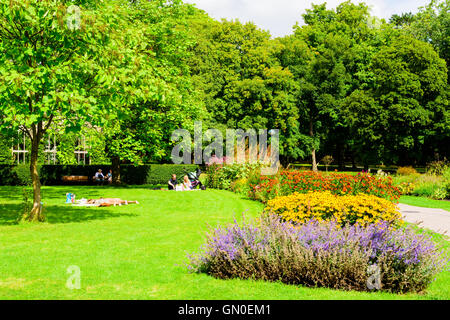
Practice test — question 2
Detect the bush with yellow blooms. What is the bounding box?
[265,191,402,226]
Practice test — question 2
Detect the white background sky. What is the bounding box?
[184,0,428,37]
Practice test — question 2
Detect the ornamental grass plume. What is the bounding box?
[187,215,448,293]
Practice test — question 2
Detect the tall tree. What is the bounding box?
[0,0,123,221]
[283,1,380,170]
[409,0,450,73]
[188,15,299,163]
[390,12,415,27]
[98,0,204,184]
[343,33,448,165]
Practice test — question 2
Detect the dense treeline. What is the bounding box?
[186,0,449,168]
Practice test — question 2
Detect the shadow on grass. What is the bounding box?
[0,186,104,201]
[0,203,137,225]
[0,188,22,201]
[40,187,103,200]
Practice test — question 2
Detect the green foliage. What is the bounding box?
[412,182,443,198]
[408,0,450,71]
[343,32,448,165]
[188,15,300,159]
[0,134,13,164]
[285,2,381,166]
[390,12,415,27]
[206,163,262,190]
[0,0,122,136]
[13,164,33,186]
[0,0,448,195]
[55,134,78,165]
[230,178,249,195]
[20,187,33,222]
[393,171,449,199]
[0,164,199,186]
[100,0,204,166]
[0,164,38,186]
[432,187,448,200]
[140,164,199,185]
[427,160,449,175]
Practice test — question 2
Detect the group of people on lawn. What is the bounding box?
[168,174,193,191]
[93,169,112,184]
[93,169,192,191]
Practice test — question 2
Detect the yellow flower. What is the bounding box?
[265,191,402,227]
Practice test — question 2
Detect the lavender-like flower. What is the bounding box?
[186,214,448,293]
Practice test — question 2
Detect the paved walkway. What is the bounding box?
[399,203,450,236]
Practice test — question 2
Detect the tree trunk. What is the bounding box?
[26,129,44,222]
[112,156,121,185]
[311,149,318,172]
[309,117,318,172]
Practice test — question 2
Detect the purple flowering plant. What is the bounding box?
[187,214,448,293]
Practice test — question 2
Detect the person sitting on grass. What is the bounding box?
[93,169,104,184]
[182,175,192,191]
[168,174,177,190]
[106,170,112,184]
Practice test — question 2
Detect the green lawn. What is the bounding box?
[0,186,448,300]
[400,195,450,211]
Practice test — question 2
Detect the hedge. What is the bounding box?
[287,163,427,174]
[0,164,199,186]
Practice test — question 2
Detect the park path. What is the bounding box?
[398,203,450,237]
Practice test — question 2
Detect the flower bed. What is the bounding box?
[187,214,448,293]
[265,191,402,226]
[248,170,401,202]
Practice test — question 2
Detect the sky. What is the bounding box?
[183,0,429,38]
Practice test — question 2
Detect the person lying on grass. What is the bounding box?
[75,198,139,207]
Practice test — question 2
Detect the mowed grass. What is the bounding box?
[0,186,448,300]
[399,195,450,212]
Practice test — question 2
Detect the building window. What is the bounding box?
[12,131,28,164]
[44,135,57,164]
[75,137,89,165]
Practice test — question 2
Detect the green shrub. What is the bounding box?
[443,167,450,193]
[393,171,449,200]
[12,164,33,186]
[0,164,37,186]
[206,162,262,190]
[432,187,448,200]
[426,160,449,176]
[144,164,199,185]
[412,182,441,198]
[397,182,416,195]
[199,173,208,185]
[0,165,15,185]
[0,164,199,186]
[230,178,249,194]
[392,174,419,186]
